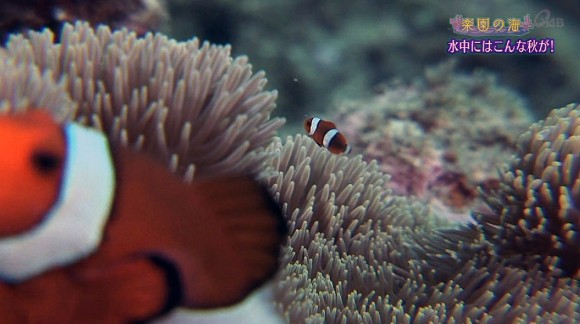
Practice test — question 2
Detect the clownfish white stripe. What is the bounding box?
[160,283,286,323]
[309,117,320,136]
[322,129,338,148]
[0,123,115,282]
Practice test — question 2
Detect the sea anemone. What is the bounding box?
[478,103,580,277]
[266,134,485,322]
[267,134,580,322]
[1,21,284,180]
[0,51,73,119]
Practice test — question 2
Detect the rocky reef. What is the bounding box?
[332,60,533,222]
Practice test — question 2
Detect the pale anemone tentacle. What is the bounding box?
[3,21,285,182]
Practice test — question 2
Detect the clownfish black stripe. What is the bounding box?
[304,117,351,155]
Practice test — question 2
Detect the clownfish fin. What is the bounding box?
[185,176,286,308]
[75,258,168,322]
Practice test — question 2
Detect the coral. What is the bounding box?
[334,60,532,221]
[265,134,580,322]
[0,0,168,42]
[478,103,580,277]
[56,0,168,35]
[1,21,284,181]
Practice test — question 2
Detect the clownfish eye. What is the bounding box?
[31,150,62,175]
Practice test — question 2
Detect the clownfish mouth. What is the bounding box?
[142,254,185,317]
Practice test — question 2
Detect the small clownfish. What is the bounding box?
[304,117,351,154]
[0,109,286,323]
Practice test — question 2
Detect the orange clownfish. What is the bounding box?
[304,117,351,154]
[0,109,286,323]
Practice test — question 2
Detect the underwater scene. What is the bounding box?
[0,0,579,323]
